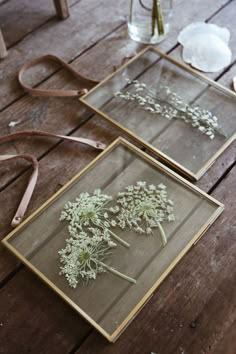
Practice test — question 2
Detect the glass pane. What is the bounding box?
[82,48,236,178]
[7,141,222,339]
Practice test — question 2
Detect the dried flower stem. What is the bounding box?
[148,89,226,138]
[156,222,167,246]
[115,79,226,140]
[59,231,136,287]
[152,0,165,36]
[130,0,165,37]
[108,229,130,248]
[130,0,133,24]
[156,1,165,35]
[98,261,136,284]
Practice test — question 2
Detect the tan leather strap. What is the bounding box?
[10,52,136,226]
[0,130,106,150]
[18,53,137,98]
[0,154,38,227]
[18,54,98,97]
[0,130,106,227]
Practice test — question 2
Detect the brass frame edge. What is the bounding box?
[80,46,236,181]
[2,137,224,342]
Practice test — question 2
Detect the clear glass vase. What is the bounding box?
[128,0,173,44]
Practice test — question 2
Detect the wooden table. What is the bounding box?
[0,0,69,58]
[0,0,235,353]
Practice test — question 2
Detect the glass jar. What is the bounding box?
[128,0,173,44]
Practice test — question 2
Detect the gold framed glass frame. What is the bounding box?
[80,46,236,180]
[2,138,223,342]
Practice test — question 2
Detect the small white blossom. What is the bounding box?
[59,229,136,287]
[60,189,130,248]
[115,79,226,140]
[115,181,175,246]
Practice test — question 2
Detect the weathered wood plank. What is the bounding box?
[0,121,223,352]
[0,116,122,281]
[0,0,232,193]
[214,319,236,354]
[0,0,77,52]
[0,0,229,110]
[83,46,235,180]
[77,2,236,181]
[150,1,236,174]
[0,0,233,292]
[0,268,91,354]
[0,0,128,110]
[0,0,234,192]
[0,1,235,353]
[196,64,236,191]
[74,161,236,354]
[145,56,236,192]
[0,23,147,281]
[0,117,122,353]
[8,146,211,336]
[0,0,231,284]
[55,0,234,83]
[0,0,56,47]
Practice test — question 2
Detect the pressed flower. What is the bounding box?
[60,189,129,248]
[115,79,226,140]
[115,181,175,246]
[58,229,136,287]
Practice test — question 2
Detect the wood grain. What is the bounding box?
[0,116,122,280]
[7,144,217,337]
[0,0,232,190]
[75,158,236,354]
[0,0,128,110]
[0,0,235,352]
[0,268,91,354]
[0,0,229,110]
[0,0,56,47]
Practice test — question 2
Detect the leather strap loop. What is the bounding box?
[18,54,98,97]
[6,52,136,226]
[0,130,106,150]
[0,130,106,227]
[0,154,38,227]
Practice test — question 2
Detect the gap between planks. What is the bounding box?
[0,0,81,49]
[0,0,235,284]
[0,1,235,349]
[0,0,231,112]
[1,0,234,194]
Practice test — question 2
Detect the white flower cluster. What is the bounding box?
[59,181,175,287]
[59,229,117,288]
[60,189,117,230]
[115,79,226,140]
[59,190,135,287]
[60,189,128,247]
[116,181,175,246]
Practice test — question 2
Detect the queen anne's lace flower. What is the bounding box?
[116,181,175,246]
[59,182,176,288]
[60,189,129,248]
[115,79,226,140]
[58,228,136,287]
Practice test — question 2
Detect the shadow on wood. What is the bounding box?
[0,0,70,59]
